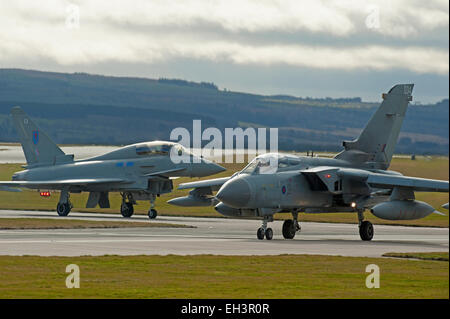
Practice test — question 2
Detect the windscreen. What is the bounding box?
[136,143,171,156]
[240,153,301,175]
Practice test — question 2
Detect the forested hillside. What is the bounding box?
[0,69,448,154]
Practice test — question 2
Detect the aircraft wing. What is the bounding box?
[143,167,186,177]
[0,178,132,191]
[337,168,449,192]
[300,166,448,193]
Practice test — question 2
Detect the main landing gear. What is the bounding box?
[358,210,374,241]
[282,211,301,239]
[120,192,135,218]
[148,194,157,219]
[56,190,72,216]
[120,192,159,219]
[257,216,273,240]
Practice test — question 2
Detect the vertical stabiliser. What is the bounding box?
[335,84,414,170]
[10,106,66,166]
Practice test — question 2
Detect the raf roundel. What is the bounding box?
[281,185,287,194]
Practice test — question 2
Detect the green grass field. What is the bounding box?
[0,156,448,227]
[0,254,447,298]
[0,218,190,230]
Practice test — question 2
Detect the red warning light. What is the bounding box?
[325,174,332,178]
[40,191,51,197]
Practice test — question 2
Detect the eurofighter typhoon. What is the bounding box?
[0,107,225,218]
[169,84,449,240]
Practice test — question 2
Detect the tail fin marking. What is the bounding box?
[10,106,68,167]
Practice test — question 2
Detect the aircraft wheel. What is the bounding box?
[56,203,71,216]
[359,221,374,241]
[282,220,296,239]
[257,227,265,240]
[265,228,273,240]
[148,209,157,219]
[121,202,134,218]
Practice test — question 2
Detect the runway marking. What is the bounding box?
[0,210,447,257]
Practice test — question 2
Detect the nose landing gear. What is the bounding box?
[257,217,273,240]
[257,227,265,240]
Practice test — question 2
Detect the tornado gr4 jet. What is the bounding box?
[169,84,449,240]
[0,107,225,218]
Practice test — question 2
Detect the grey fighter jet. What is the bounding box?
[0,107,225,218]
[169,84,449,240]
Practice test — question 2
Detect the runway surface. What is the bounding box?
[0,209,448,257]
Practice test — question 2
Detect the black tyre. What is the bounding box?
[265,228,273,240]
[282,220,296,239]
[257,227,265,240]
[56,203,71,216]
[148,209,158,219]
[121,202,134,218]
[359,221,374,241]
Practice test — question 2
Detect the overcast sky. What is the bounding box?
[0,0,448,102]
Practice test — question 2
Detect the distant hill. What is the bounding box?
[0,68,448,154]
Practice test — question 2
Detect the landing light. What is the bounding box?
[351,202,357,208]
[40,191,51,197]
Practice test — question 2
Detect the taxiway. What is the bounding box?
[0,209,447,257]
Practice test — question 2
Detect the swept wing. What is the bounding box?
[0,178,132,190]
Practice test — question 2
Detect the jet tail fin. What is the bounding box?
[10,106,71,167]
[334,84,414,170]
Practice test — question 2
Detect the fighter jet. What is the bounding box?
[169,84,449,240]
[0,107,225,218]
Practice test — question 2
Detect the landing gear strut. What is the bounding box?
[56,190,72,216]
[120,193,135,218]
[358,210,374,241]
[282,211,301,239]
[148,194,158,219]
[257,216,273,240]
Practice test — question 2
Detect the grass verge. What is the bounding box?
[383,252,449,262]
[0,254,447,298]
[0,218,191,230]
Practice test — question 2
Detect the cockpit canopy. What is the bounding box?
[135,141,189,157]
[240,153,301,175]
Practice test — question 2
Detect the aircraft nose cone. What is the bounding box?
[216,177,251,208]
